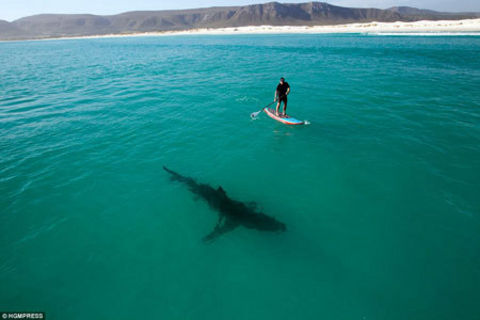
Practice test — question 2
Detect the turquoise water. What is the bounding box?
[1,34,480,319]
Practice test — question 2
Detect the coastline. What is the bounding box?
[168,18,480,35]
[3,18,480,42]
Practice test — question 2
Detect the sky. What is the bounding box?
[1,0,479,22]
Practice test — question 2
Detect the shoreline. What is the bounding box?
[3,18,480,42]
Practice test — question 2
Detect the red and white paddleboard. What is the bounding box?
[264,108,304,125]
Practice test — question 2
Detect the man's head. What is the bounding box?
[279,77,285,84]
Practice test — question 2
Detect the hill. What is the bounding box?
[1,2,478,40]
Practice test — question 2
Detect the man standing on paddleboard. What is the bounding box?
[274,77,290,117]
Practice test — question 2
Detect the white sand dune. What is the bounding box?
[165,18,480,35]
[25,18,480,41]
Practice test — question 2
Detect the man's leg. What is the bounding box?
[275,102,281,116]
[283,100,287,116]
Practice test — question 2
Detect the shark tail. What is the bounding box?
[163,165,190,183]
[163,165,174,174]
[163,165,180,178]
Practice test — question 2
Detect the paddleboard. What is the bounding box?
[264,108,304,125]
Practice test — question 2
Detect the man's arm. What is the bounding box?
[274,90,278,101]
[286,87,290,96]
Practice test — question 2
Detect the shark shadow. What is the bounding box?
[163,166,286,242]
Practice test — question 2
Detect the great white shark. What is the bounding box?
[163,166,286,242]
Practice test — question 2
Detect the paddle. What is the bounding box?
[250,100,276,119]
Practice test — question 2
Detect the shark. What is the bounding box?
[163,166,286,242]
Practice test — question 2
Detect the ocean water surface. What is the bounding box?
[1,34,480,319]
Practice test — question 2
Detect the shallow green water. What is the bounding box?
[1,34,480,319]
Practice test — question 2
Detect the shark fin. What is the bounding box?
[202,218,239,243]
[217,186,227,195]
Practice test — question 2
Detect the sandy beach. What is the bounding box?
[62,18,480,41]
[4,18,480,42]
[168,18,480,35]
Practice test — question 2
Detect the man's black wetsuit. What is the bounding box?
[276,82,290,103]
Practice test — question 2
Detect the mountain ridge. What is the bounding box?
[1,2,479,40]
